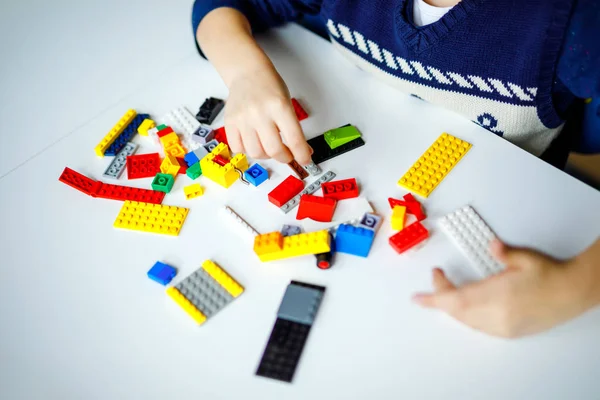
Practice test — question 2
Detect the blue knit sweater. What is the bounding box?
[192,0,600,155]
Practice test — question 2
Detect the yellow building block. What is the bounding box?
[94,109,137,157]
[391,205,406,231]
[113,201,189,236]
[160,132,180,148]
[138,118,156,136]
[183,183,204,199]
[160,155,181,176]
[166,287,207,325]
[397,133,472,198]
[200,146,249,188]
[165,143,187,158]
[253,230,331,262]
[201,260,244,298]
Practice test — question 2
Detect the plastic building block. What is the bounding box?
[200,143,249,188]
[315,237,335,269]
[186,162,202,180]
[113,201,189,236]
[213,126,228,145]
[95,182,165,204]
[183,183,204,199]
[213,155,229,166]
[164,143,187,158]
[244,163,269,187]
[105,114,149,156]
[126,153,161,179]
[157,126,174,138]
[94,109,137,157]
[203,139,219,153]
[358,212,383,232]
[59,167,102,197]
[147,261,176,285]
[277,284,324,325]
[151,173,175,193]
[335,224,375,257]
[302,197,373,232]
[256,281,325,383]
[160,155,181,177]
[280,171,336,214]
[281,224,302,237]
[268,175,304,207]
[183,151,199,167]
[253,230,331,262]
[176,157,187,174]
[439,205,505,278]
[159,131,179,147]
[324,125,362,149]
[391,206,407,231]
[307,125,366,164]
[103,142,138,179]
[166,260,243,325]
[192,124,215,144]
[156,124,168,131]
[322,178,359,200]
[303,161,322,176]
[296,194,337,222]
[196,97,225,124]
[288,159,309,180]
[223,206,260,237]
[193,146,209,160]
[164,106,200,136]
[291,98,308,121]
[398,132,472,198]
[138,118,156,136]
[389,222,429,254]
[388,194,427,222]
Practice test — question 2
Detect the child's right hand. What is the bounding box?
[224,66,313,165]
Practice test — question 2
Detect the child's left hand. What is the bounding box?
[413,239,600,338]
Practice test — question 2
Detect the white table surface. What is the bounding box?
[1,23,600,400]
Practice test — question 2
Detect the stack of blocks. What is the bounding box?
[387,193,429,254]
[200,142,249,188]
[166,260,244,325]
[254,230,331,262]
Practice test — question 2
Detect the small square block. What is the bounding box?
[245,164,269,186]
[186,162,202,180]
[147,261,176,285]
[151,173,175,193]
[192,125,215,144]
[203,139,219,153]
[277,284,324,326]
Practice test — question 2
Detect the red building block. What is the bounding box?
[388,194,426,221]
[58,167,102,197]
[268,175,304,207]
[389,222,429,254]
[157,126,174,138]
[322,178,359,200]
[95,183,165,204]
[296,194,337,222]
[291,98,308,121]
[126,153,161,179]
[176,157,187,175]
[214,126,228,145]
[213,155,229,166]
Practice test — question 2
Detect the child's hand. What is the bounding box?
[413,239,600,338]
[224,66,313,165]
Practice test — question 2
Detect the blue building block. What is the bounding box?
[277,283,324,326]
[147,261,177,286]
[184,151,200,167]
[105,114,149,156]
[335,224,375,258]
[244,163,268,187]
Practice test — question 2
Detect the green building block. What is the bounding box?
[324,125,362,149]
[186,162,202,180]
[156,124,168,131]
[152,173,175,193]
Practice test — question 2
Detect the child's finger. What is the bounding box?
[432,268,456,291]
[226,125,245,154]
[276,108,312,166]
[240,128,268,159]
[258,121,294,163]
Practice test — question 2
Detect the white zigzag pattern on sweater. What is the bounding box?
[330,21,537,102]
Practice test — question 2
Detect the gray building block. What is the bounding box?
[175,269,234,318]
[103,142,138,179]
[281,224,302,237]
[203,139,219,153]
[357,212,383,232]
[192,124,215,144]
[280,171,336,213]
[277,283,324,326]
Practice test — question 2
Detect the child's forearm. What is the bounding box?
[196,7,276,87]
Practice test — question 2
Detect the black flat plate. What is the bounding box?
[307,126,365,164]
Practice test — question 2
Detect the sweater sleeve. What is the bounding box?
[192,0,323,37]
